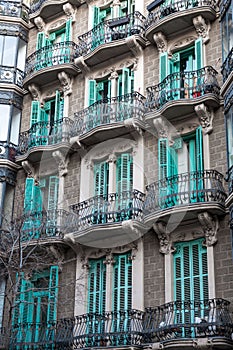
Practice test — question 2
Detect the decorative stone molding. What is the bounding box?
[81,256,90,270]
[48,18,67,34]
[168,36,197,57]
[63,3,76,21]
[153,222,175,255]
[104,252,116,265]
[124,118,143,135]
[198,212,219,247]
[153,32,167,53]
[109,71,119,80]
[75,56,91,74]
[34,16,46,32]
[126,36,143,57]
[193,338,213,349]
[193,16,210,44]
[194,103,214,134]
[52,151,69,177]
[58,71,73,96]
[22,161,38,182]
[28,83,41,101]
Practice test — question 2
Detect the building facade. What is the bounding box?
[0,0,233,349]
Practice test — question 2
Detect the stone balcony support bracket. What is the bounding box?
[194,103,214,135]
[198,211,219,246]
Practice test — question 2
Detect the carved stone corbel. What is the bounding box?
[124,118,143,135]
[104,251,115,265]
[198,212,219,246]
[153,32,167,53]
[58,71,73,96]
[63,3,76,21]
[28,84,41,101]
[81,256,90,269]
[34,16,46,32]
[52,150,69,177]
[75,56,90,74]
[126,36,142,57]
[193,16,210,44]
[193,338,213,349]
[153,222,175,254]
[22,161,38,183]
[194,103,214,134]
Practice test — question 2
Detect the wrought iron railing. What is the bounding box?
[145,0,217,29]
[222,47,233,83]
[143,299,233,342]
[143,170,226,215]
[72,92,145,137]
[9,301,233,349]
[76,12,145,57]
[0,141,17,161]
[70,190,145,231]
[18,117,73,155]
[145,66,220,110]
[0,66,24,87]
[225,164,233,194]
[25,41,78,77]
[0,0,29,21]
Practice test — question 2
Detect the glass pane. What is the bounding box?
[10,107,21,145]
[0,36,3,65]
[16,39,27,71]
[3,37,17,66]
[0,105,10,140]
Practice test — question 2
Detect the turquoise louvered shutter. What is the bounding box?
[12,273,24,327]
[89,80,97,106]
[54,90,63,122]
[33,184,43,213]
[88,259,106,313]
[65,19,72,41]
[195,38,203,71]
[94,161,109,197]
[113,253,132,312]
[160,52,168,82]
[158,139,168,180]
[47,266,59,323]
[116,153,133,194]
[22,279,34,325]
[196,126,203,172]
[48,176,59,211]
[36,32,45,50]
[24,178,34,212]
[30,101,40,126]
[174,239,208,317]
[93,6,100,27]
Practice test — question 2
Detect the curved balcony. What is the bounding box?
[66,190,147,248]
[23,41,80,88]
[0,141,17,162]
[222,47,233,83]
[71,92,146,146]
[29,0,81,21]
[145,66,220,121]
[225,165,233,208]
[16,117,73,163]
[143,170,226,226]
[145,0,217,41]
[75,12,146,68]
[0,0,29,22]
[0,66,24,88]
[144,299,233,348]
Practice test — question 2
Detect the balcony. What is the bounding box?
[221,47,233,99]
[145,0,217,41]
[145,66,220,121]
[75,12,146,68]
[225,165,233,208]
[9,300,233,350]
[0,0,29,22]
[0,66,24,88]
[0,141,17,162]
[29,0,81,21]
[67,190,146,248]
[23,42,80,88]
[143,170,226,225]
[16,117,73,163]
[71,92,146,146]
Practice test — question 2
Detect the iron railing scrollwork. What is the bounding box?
[222,47,233,83]
[76,12,145,57]
[145,66,220,110]
[72,92,145,137]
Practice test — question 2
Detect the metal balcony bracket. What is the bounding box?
[198,212,219,247]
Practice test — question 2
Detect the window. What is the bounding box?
[0,36,17,67]
[36,19,72,69]
[23,176,59,239]
[226,106,233,168]
[12,266,59,344]
[88,258,106,314]
[0,105,10,141]
[221,1,233,62]
[30,91,64,147]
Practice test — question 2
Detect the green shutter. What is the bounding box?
[54,91,62,122]
[195,38,203,71]
[116,153,133,194]
[94,161,109,197]
[196,126,203,172]
[88,259,106,313]
[89,80,97,106]
[65,19,72,41]
[113,253,132,312]
[158,139,168,180]
[46,176,59,235]
[36,32,45,50]
[30,101,40,127]
[93,6,100,27]
[24,178,35,212]
[47,266,59,323]
[159,52,168,82]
